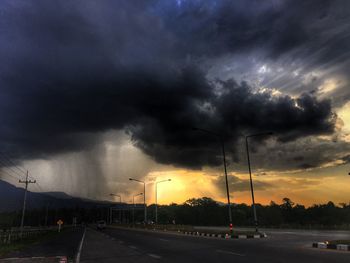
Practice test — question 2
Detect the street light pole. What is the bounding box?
[221,138,233,227]
[192,127,232,232]
[110,194,122,223]
[155,179,171,224]
[133,193,143,225]
[245,132,273,233]
[129,178,147,223]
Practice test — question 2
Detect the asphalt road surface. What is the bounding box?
[1,226,348,262]
[79,227,350,263]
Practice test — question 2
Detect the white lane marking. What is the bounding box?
[75,228,87,263]
[159,238,169,242]
[129,245,137,249]
[148,253,162,259]
[216,249,245,257]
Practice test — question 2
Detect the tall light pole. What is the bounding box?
[192,127,233,232]
[129,178,147,223]
[245,132,273,233]
[110,194,122,224]
[155,179,171,224]
[133,193,143,225]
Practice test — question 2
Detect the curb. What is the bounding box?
[0,256,68,262]
[109,226,268,240]
[312,242,350,251]
[183,231,267,239]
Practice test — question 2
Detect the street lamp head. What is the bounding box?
[129,178,133,181]
[168,179,172,181]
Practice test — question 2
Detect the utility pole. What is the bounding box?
[44,203,49,227]
[19,171,36,237]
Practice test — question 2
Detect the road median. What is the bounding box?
[108,224,267,240]
[183,231,267,239]
[313,240,350,251]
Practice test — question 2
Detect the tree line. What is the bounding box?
[1,197,350,229]
[154,197,350,228]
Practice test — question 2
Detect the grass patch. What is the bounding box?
[0,230,59,257]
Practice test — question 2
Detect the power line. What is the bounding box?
[27,171,37,181]
[0,153,49,211]
[0,159,26,180]
[0,152,27,174]
[0,153,37,180]
[0,152,26,173]
[0,153,36,180]
[0,169,22,181]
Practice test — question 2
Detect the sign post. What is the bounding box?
[57,219,63,232]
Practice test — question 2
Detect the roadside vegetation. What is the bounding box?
[0,230,59,257]
[151,197,350,230]
[1,197,350,230]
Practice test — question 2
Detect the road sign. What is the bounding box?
[57,219,63,232]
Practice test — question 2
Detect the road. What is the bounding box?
[1,226,348,262]
[79,227,350,263]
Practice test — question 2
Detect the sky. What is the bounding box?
[0,0,350,207]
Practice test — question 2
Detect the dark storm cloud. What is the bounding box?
[157,0,348,62]
[0,0,345,169]
[232,137,350,172]
[130,79,336,168]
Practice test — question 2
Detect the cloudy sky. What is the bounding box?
[1,0,350,206]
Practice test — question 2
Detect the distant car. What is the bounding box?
[97,220,106,230]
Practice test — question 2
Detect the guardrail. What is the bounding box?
[0,226,58,245]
